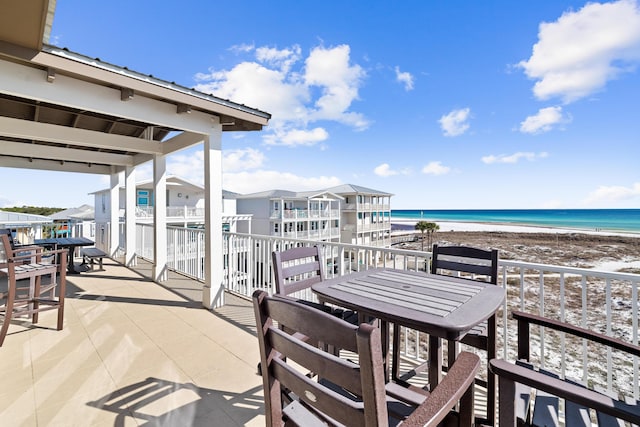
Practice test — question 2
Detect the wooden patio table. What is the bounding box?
[34,237,95,274]
[312,268,505,389]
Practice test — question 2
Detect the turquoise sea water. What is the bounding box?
[391,209,640,234]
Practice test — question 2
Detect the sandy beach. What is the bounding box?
[391,219,640,237]
[390,220,640,274]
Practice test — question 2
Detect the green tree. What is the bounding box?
[414,221,429,251]
[425,221,440,248]
[415,221,440,251]
[2,205,65,216]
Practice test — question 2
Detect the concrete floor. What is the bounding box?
[0,256,265,426]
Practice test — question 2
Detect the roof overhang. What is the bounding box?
[0,0,271,175]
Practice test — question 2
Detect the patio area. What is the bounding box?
[0,258,265,426]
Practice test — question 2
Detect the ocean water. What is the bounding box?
[391,209,640,234]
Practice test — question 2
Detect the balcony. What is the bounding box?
[2,229,639,425]
[0,259,264,426]
[269,208,339,220]
[135,206,205,223]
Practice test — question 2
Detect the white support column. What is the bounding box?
[109,170,120,257]
[202,122,224,309]
[153,155,168,282]
[125,166,137,266]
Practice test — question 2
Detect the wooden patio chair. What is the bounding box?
[490,311,640,426]
[0,231,67,346]
[392,244,499,424]
[272,245,358,323]
[253,289,480,426]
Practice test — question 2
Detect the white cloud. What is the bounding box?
[195,61,308,124]
[518,0,640,103]
[194,43,369,146]
[304,45,369,129]
[421,161,451,175]
[438,108,471,137]
[229,43,255,54]
[222,170,341,194]
[255,45,301,73]
[584,182,640,204]
[374,163,397,177]
[395,66,415,91]
[482,152,549,164]
[136,148,339,195]
[223,148,265,172]
[374,163,411,177]
[264,127,329,147]
[519,106,571,134]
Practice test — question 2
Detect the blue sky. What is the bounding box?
[2,0,639,209]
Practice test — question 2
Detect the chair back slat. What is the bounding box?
[431,244,498,284]
[272,246,324,296]
[253,291,389,427]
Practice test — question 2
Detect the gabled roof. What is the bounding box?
[49,204,94,220]
[237,190,299,199]
[0,210,52,226]
[91,176,202,194]
[325,184,394,196]
[238,189,343,201]
[238,185,392,200]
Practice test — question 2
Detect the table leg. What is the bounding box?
[428,335,442,390]
[67,245,79,274]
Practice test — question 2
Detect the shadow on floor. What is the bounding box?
[87,376,264,427]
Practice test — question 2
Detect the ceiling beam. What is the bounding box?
[0,139,135,166]
[161,131,205,155]
[0,116,163,154]
[0,156,113,175]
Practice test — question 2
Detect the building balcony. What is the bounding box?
[135,206,205,223]
[341,203,390,212]
[2,230,639,425]
[270,209,339,220]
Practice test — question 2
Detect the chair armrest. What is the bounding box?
[490,358,640,425]
[402,351,480,427]
[513,311,640,358]
[9,248,67,264]
[11,245,44,257]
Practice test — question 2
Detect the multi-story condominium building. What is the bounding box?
[236,184,393,248]
[325,184,393,248]
[92,175,250,232]
[236,190,342,242]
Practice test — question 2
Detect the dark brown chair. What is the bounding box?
[392,244,499,424]
[491,311,640,426]
[272,245,356,322]
[253,289,480,426]
[0,231,67,346]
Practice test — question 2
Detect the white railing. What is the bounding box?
[135,206,204,219]
[122,225,639,399]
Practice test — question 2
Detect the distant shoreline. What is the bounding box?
[390,219,640,238]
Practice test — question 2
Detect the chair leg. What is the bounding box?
[56,277,66,331]
[32,275,41,324]
[0,277,16,347]
[487,315,497,425]
[392,324,401,382]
